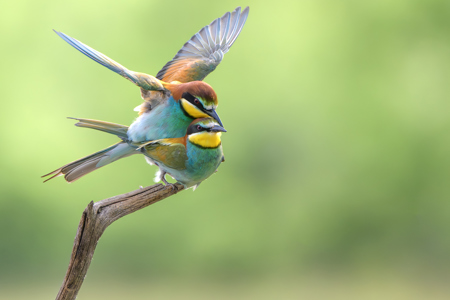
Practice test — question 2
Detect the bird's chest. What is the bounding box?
[128,97,192,142]
[184,145,223,181]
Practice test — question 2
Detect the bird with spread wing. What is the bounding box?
[43,7,248,186]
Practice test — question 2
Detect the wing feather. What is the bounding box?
[140,138,188,170]
[54,30,165,93]
[156,6,249,83]
[54,30,139,83]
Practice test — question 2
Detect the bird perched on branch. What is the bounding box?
[44,7,248,186]
[139,118,226,189]
[43,118,226,190]
[53,6,249,143]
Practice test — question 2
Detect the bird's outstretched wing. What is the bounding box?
[139,138,188,170]
[156,6,249,83]
[54,30,166,104]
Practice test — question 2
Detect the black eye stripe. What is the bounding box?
[187,123,209,135]
[182,92,204,109]
[181,92,195,102]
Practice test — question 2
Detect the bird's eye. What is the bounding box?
[196,125,202,131]
[194,98,200,105]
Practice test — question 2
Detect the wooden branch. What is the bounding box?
[55,183,184,300]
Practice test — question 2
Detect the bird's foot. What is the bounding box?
[161,174,176,191]
[165,183,176,191]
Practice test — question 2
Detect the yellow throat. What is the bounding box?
[180,99,211,119]
[188,132,222,148]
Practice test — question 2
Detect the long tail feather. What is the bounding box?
[68,117,129,139]
[42,142,136,183]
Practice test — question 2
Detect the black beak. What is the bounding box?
[210,125,227,133]
[206,109,224,127]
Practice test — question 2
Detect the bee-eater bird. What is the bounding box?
[45,7,248,184]
[43,118,226,190]
[53,6,249,143]
[139,118,225,189]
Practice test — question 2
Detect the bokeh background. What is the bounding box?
[1,0,450,299]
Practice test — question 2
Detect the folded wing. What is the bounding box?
[140,138,188,170]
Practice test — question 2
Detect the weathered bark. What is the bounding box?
[55,183,184,300]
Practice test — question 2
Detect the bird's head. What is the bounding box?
[167,81,223,127]
[187,118,227,148]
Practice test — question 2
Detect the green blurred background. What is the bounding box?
[1,0,450,299]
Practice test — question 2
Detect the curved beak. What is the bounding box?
[206,109,224,127]
[210,125,227,133]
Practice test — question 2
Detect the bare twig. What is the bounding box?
[55,183,185,300]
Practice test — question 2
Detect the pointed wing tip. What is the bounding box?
[231,6,249,19]
[67,117,82,126]
[53,30,75,45]
[242,7,250,18]
[242,6,250,17]
[53,29,66,39]
[233,6,249,12]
